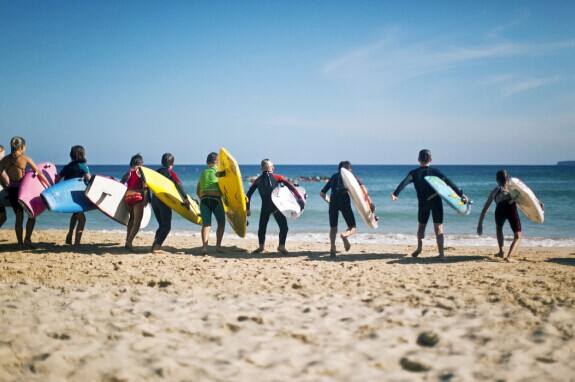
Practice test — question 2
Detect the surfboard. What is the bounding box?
[340,168,378,228]
[218,147,247,237]
[272,185,307,219]
[18,162,57,218]
[0,184,10,207]
[140,167,202,225]
[508,177,544,223]
[41,178,95,213]
[424,175,471,215]
[84,175,151,228]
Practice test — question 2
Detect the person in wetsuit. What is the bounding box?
[57,145,91,246]
[0,137,50,248]
[0,145,7,229]
[197,152,226,255]
[246,159,304,254]
[476,170,541,262]
[391,149,467,259]
[151,153,190,254]
[320,161,374,256]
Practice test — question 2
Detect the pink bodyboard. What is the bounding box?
[18,162,57,218]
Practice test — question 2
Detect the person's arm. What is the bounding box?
[245,177,259,214]
[477,188,496,235]
[120,171,130,184]
[276,174,305,208]
[360,184,375,211]
[433,168,464,198]
[26,157,50,188]
[319,175,333,202]
[169,171,188,203]
[391,172,413,200]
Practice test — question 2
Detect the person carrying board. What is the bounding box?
[391,149,467,259]
[246,159,304,254]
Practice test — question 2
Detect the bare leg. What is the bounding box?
[505,231,522,261]
[496,226,505,258]
[216,224,225,251]
[434,223,444,258]
[340,227,356,252]
[126,203,144,247]
[66,214,78,245]
[15,211,24,245]
[329,227,337,255]
[125,205,134,249]
[74,213,86,246]
[412,223,425,257]
[201,225,210,254]
[24,217,36,247]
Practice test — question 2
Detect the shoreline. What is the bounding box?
[1,229,574,380]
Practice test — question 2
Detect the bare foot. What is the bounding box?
[341,234,351,252]
[495,252,504,258]
[24,240,36,250]
[277,246,289,255]
[329,247,336,257]
[216,246,226,254]
[435,255,446,261]
[200,246,209,255]
[252,247,264,254]
[411,249,422,258]
[65,233,73,245]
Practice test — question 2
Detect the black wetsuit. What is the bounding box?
[393,166,463,225]
[493,187,521,233]
[151,167,188,246]
[246,172,303,246]
[321,172,359,229]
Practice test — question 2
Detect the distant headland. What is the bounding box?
[557,161,575,166]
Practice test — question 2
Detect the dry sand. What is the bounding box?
[0,229,574,381]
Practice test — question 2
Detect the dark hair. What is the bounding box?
[418,149,432,163]
[496,169,509,187]
[206,152,218,164]
[70,145,86,163]
[338,161,352,170]
[161,153,174,168]
[10,136,26,153]
[129,153,144,167]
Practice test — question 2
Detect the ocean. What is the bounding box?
[2,165,574,247]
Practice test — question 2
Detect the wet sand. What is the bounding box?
[1,229,574,381]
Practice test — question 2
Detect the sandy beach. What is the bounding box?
[0,229,574,381]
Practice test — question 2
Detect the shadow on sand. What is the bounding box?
[387,255,489,265]
[546,258,575,267]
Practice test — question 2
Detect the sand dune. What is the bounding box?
[0,229,574,381]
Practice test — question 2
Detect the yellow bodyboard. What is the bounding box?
[141,167,202,225]
[218,147,247,237]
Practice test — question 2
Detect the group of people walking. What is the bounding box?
[0,136,534,261]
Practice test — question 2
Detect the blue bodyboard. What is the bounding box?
[41,178,95,213]
[424,175,470,215]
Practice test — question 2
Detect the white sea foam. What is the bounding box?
[120,229,575,248]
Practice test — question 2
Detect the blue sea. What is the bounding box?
[2,165,574,247]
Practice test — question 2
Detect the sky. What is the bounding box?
[0,1,574,165]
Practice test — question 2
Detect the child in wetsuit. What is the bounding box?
[150,153,190,253]
[320,161,373,256]
[121,154,148,252]
[0,145,7,228]
[196,152,226,255]
[57,145,91,246]
[246,159,304,254]
[391,149,467,258]
[476,170,536,262]
[0,137,50,248]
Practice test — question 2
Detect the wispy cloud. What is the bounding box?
[480,74,562,97]
[322,31,575,89]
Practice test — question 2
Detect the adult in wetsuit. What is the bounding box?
[246,159,304,254]
[391,149,467,258]
[477,169,529,262]
[320,161,373,256]
[151,153,190,253]
[0,145,7,229]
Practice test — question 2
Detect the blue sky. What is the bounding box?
[0,1,573,165]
